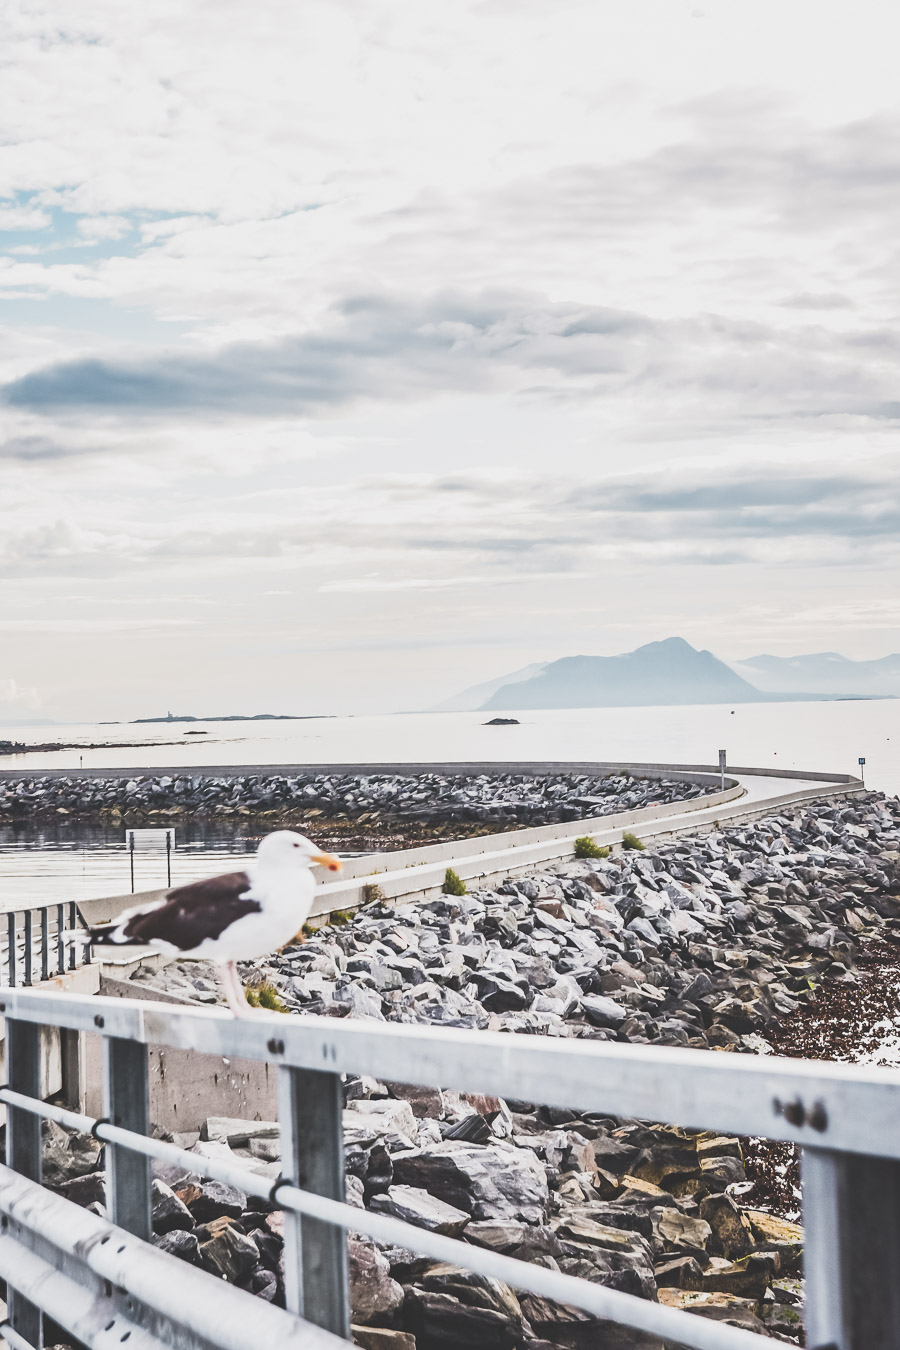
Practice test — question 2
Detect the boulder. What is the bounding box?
[198,1222,259,1283]
[187,1179,247,1223]
[352,1330,416,1350]
[370,1185,470,1236]
[392,1143,549,1223]
[349,1239,404,1324]
[348,1099,419,1145]
[580,995,628,1027]
[652,1207,711,1254]
[153,1229,201,1265]
[699,1193,755,1259]
[151,1179,195,1235]
[201,1117,279,1147]
[386,1082,446,1119]
[405,1266,524,1350]
[60,1172,105,1208]
[41,1121,101,1189]
[658,1288,771,1335]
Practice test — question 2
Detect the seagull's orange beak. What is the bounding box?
[312,850,343,873]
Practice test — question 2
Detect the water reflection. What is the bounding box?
[0,819,262,852]
[0,822,261,911]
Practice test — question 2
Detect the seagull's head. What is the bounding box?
[257,830,343,873]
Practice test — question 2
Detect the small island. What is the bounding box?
[132,712,325,723]
[483,717,520,726]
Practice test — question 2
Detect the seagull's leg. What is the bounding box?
[218,960,252,1017]
[218,959,269,1017]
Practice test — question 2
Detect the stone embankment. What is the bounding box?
[91,790,899,1346]
[0,770,709,849]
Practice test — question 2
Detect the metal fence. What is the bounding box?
[0,987,898,1350]
[1,903,90,988]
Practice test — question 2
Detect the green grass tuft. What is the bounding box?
[245,981,287,1013]
[443,867,467,895]
[621,830,645,851]
[329,908,353,926]
[573,835,610,859]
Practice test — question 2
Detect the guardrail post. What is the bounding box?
[40,908,49,983]
[803,1147,900,1348]
[56,904,65,976]
[278,1065,350,1339]
[7,912,16,987]
[103,1036,152,1241]
[23,910,32,987]
[68,902,77,970]
[6,1015,44,1348]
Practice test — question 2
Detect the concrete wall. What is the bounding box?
[81,976,279,1130]
[0,964,99,1126]
[328,778,744,881]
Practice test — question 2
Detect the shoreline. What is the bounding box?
[1,738,193,757]
[0,768,710,843]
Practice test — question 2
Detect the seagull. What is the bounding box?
[84,831,342,1017]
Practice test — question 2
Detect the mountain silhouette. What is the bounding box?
[480,637,765,710]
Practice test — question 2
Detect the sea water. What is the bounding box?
[1,700,897,908]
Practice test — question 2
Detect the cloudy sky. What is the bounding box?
[1,0,899,721]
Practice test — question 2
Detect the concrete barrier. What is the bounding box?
[75,762,864,930]
[311,774,862,918]
[82,976,279,1129]
[0,758,861,782]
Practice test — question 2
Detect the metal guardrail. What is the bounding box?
[1,902,90,988]
[0,988,897,1349]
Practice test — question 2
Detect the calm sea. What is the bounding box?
[1,701,896,908]
[1,701,897,790]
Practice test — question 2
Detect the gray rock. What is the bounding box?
[60,1171,105,1208]
[348,1238,404,1324]
[392,1142,549,1223]
[404,1267,524,1350]
[580,994,628,1027]
[351,1329,416,1350]
[370,1185,471,1236]
[198,1221,259,1282]
[153,1229,201,1265]
[187,1179,247,1223]
[151,1179,194,1234]
[202,1117,278,1147]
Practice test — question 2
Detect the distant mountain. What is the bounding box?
[435,663,548,712]
[482,638,765,710]
[729,651,900,697]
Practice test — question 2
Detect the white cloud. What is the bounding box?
[0,204,51,231]
[1,0,899,718]
[76,215,132,242]
[0,676,40,708]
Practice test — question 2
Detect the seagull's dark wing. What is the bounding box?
[100,871,262,950]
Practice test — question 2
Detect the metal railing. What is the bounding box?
[0,988,898,1349]
[0,903,90,988]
